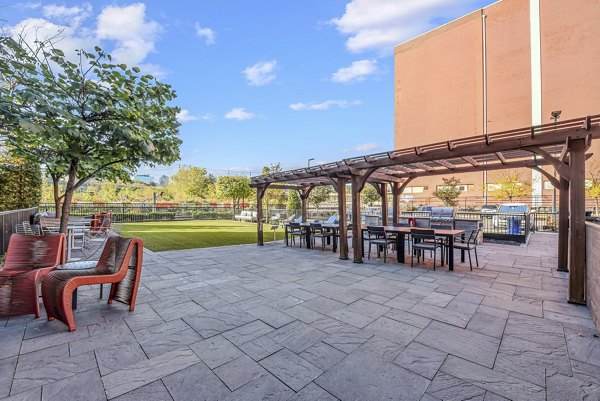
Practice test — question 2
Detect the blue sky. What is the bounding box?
[2,0,496,179]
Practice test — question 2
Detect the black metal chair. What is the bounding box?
[310,223,334,251]
[452,228,481,270]
[410,228,444,270]
[366,226,395,262]
[289,222,306,248]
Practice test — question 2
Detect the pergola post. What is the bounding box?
[336,178,349,260]
[351,175,363,263]
[297,187,313,223]
[391,182,399,225]
[568,138,587,304]
[380,183,388,226]
[558,177,569,272]
[256,186,268,246]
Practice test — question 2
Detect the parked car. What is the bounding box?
[480,204,498,213]
[493,203,530,233]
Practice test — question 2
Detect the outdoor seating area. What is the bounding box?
[0,232,598,400]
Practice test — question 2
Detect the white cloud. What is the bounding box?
[225,108,256,120]
[289,100,362,111]
[331,0,481,54]
[332,59,378,83]
[243,60,277,86]
[195,23,215,45]
[42,3,91,26]
[343,143,379,152]
[176,110,199,122]
[96,3,161,66]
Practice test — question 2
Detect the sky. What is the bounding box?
[2,0,497,180]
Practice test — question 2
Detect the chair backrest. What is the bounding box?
[3,234,66,271]
[295,216,303,223]
[310,223,322,229]
[326,214,337,224]
[367,226,385,238]
[431,223,453,230]
[15,223,27,235]
[410,228,436,242]
[96,235,135,274]
[414,218,431,228]
[467,228,482,244]
[289,222,300,228]
[22,221,36,235]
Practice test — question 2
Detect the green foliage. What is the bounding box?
[168,166,214,201]
[262,163,286,207]
[215,176,252,207]
[491,171,531,201]
[310,186,333,209]
[587,162,600,213]
[0,151,41,211]
[361,184,380,207]
[286,190,301,212]
[0,37,181,231]
[434,176,462,207]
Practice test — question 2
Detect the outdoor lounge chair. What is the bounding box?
[0,234,66,318]
[41,235,143,331]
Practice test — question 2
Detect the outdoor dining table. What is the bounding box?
[361,225,465,271]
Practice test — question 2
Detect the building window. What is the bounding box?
[404,186,427,194]
[436,184,473,192]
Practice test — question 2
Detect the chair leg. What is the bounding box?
[474,248,479,267]
[433,249,437,271]
[383,245,387,263]
[368,242,371,260]
[468,250,473,271]
[411,250,414,267]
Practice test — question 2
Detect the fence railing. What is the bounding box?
[0,207,38,255]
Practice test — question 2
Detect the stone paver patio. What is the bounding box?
[1,233,599,400]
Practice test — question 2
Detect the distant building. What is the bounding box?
[133,174,154,184]
[394,0,600,205]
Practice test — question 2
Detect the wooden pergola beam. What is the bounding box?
[495,152,507,165]
[462,156,479,167]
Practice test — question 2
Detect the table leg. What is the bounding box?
[326,230,331,246]
[448,235,455,271]
[333,229,338,252]
[285,225,289,246]
[306,227,312,249]
[397,233,406,263]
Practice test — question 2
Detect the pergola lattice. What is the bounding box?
[251,115,600,304]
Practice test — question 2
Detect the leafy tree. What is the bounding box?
[0,37,181,232]
[159,175,170,187]
[215,176,252,218]
[361,184,380,207]
[434,176,462,207]
[310,186,333,210]
[491,170,531,201]
[168,166,214,201]
[586,162,600,215]
[262,163,287,218]
[0,149,41,211]
[286,190,301,214]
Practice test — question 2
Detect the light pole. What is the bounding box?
[307,158,315,167]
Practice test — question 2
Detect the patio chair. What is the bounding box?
[410,228,444,270]
[42,235,143,331]
[325,214,338,224]
[0,234,66,318]
[366,226,395,262]
[452,228,481,270]
[86,214,112,242]
[22,221,41,235]
[310,223,334,251]
[288,222,306,247]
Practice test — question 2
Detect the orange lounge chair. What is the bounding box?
[0,234,66,318]
[41,235,143,331]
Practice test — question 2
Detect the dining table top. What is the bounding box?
[285,222,464,236]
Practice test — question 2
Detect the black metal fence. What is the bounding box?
[0,207,38,255]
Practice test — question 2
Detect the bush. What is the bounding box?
[0,153,41,211]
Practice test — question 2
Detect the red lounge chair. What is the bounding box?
[0,234,66,318]
[42,236,143,331]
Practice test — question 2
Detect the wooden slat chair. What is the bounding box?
[0,234,66,318]
[41,235,143,331]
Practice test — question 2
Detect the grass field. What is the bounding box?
[117,220,285,252]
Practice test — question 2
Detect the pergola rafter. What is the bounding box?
[251,115,600,304]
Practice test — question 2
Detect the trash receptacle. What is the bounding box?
[508,216,521,235]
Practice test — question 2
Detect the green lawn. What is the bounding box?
[116,220,285,252]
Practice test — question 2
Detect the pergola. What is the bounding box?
[250,115,600,304]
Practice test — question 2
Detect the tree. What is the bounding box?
[361,184,380,207]
[0,37,181,232]
[159,175,170,187]
[491,170,531,201]
[262,163,286,218]
[434,176,462,207]
[0,149,41,211]
[168,166,214,201]
[586,162,600,214]
[310,186,333,210]
[215,176,252,218]
[286,190,301,214]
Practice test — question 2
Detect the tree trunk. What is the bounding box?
[52,175,62,219]
[59,161,78,234]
